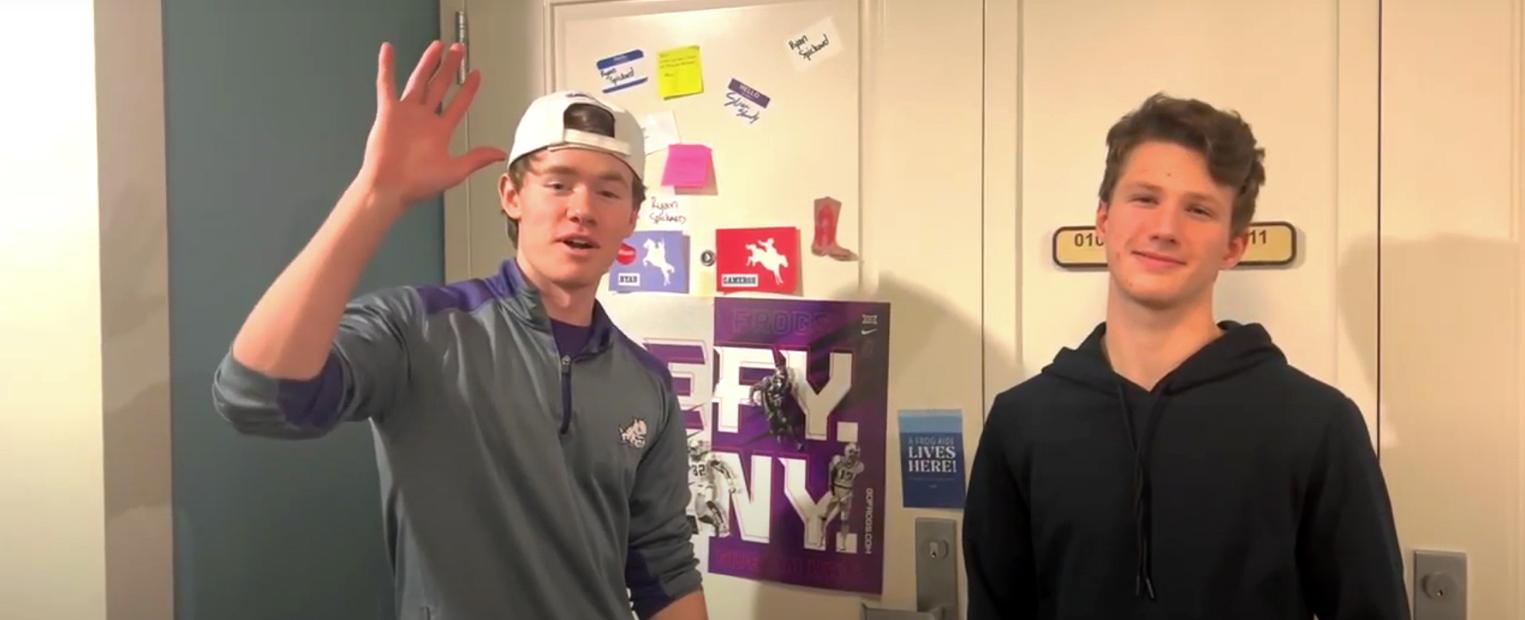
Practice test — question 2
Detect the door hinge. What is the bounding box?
[454,9,468,83]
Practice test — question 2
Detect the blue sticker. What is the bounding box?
[596,49,649,94]
[898,410,966,509]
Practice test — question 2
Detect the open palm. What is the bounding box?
[360,41,505,207]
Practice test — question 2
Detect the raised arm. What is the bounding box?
[231,40,504,380]
[214,41,504,438]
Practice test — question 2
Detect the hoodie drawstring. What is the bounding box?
[1116,381,1159,601]
[1046,322,1281,604]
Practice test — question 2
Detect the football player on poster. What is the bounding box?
[815,442,867,552]
[687,435,740,537]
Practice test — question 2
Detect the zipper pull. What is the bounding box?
[559,354,574,435]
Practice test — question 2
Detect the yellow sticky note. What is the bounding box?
[657,46,704,99]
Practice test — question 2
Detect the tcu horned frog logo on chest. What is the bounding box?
[619,418,649,449]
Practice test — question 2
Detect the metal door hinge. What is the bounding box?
[454,10,468,83]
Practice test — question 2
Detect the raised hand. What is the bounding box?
[357,41,507,208]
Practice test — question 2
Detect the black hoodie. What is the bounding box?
[964,322,1409,619]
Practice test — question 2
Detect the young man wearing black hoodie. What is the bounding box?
[963,94,1409,619]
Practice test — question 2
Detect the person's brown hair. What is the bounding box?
[1097,93,1266,234]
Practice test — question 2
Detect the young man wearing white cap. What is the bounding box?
[213,41,707,619]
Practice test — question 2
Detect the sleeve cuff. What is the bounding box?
[212,350,349,438]
[631,571,702,620]
[273,351,347,429]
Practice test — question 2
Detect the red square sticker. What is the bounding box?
[715,227,800,294]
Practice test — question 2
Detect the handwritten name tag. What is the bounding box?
[648,196,688,227]
[787,17,843,70]
[596,50,648,94]
[723,79,771,125]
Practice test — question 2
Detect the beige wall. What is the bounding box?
[0,1,173,618]
[96,0,175,617]
[0,1,107,617]
[1380,0,1524,616]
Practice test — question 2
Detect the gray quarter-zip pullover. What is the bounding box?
[212,259,701,619]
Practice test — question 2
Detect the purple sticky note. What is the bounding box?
[662,144,712,188]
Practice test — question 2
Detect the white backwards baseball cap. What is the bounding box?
[507,90,645,180]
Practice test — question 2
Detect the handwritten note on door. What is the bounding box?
[646,195,688,227]
[723,79,771,125]
[657,45,705,99]
[595,49,648,94]
[662,144,713,189]
[786,17,843,71]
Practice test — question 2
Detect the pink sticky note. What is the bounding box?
[662,144,712,188]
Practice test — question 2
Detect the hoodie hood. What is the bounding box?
[1040,321,1285,600]
[1044,321,1285,394]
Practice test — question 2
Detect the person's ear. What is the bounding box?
[499,174,522,221]
[1095,200,1110,243]
[1222,228,1250,269]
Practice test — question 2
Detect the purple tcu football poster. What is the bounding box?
[706,297,890,594]
[604,295,891,594]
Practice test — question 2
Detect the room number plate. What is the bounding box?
[1052,221,1296,268]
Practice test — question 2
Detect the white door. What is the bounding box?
[1011,0,1381,435]
[1010,3,1525,616]
[1378,0,1525,615]
[995,0,1384,610]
